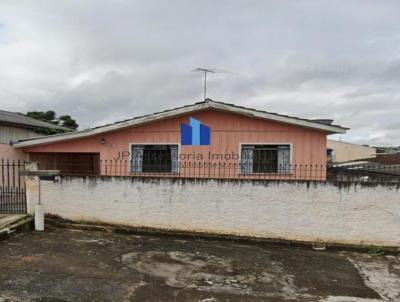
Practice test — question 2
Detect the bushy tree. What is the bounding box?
[58,115,78,130]
[26,111,58,125]
[26,111,79,134]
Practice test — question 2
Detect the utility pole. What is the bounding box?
[193,68,216,100]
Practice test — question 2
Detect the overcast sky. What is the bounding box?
[0,1,399,146]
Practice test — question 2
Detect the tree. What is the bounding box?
[26,111,79,134]
[26,111,58,125]
[58,115,78,130]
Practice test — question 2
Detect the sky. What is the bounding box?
[0,1,399,146]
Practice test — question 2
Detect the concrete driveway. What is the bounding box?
[0,228,399,302]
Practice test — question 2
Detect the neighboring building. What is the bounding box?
[369,153,400,165]
[0,109,71,161]
[327,140,376,163]
[373,146,400,155]
[14,99,348,180]
[332,153,400,177]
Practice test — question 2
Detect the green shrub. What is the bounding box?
[367,246,385,256]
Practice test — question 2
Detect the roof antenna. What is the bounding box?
[193,68,216,100]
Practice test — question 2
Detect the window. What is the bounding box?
[131,144,178,173]
[241,144,291,174]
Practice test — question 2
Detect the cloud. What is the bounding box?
[0,0,399,146]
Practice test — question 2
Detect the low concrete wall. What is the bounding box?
[26,176,400,247]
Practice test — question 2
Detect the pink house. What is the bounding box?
[14,99,347,180]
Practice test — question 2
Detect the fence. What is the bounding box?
[0,159,27,214]
[328,162,400,184]
[54,160,327,181]
[40,159,400,183]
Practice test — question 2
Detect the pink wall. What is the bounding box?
[0,144,27,162]
[22,109,328,179]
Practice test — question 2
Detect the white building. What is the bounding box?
[327,139,376,163]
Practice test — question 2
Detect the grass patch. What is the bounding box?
[368,246,385,256]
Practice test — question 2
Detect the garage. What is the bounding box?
[29,153,100,175]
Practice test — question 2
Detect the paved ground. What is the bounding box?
[0,215,26,229]
[0,228,399,302]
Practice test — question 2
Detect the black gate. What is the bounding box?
[0,159,27,214]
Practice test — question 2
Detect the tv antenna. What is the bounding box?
[192,67,236,100]
[193,68,216,100]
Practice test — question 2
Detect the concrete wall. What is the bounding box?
[25,175,400,247]
[328,140,376,162]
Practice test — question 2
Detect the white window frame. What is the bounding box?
[238,142,293,174]
[129,142,181,174]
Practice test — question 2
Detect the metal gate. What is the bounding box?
[0,159,27,214]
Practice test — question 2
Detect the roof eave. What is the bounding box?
[14,101,347,148]
[207,102,347,134]
[0,120,71,132]
[13,102,210,148]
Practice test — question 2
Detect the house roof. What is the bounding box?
[0,110,71,131]
[14,99,348,148]
[332,153,400,165]
[361,154,400,165]
[328,139,376,149]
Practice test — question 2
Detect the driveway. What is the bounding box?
[0,228,399,302]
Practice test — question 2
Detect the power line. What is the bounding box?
[0,86,26,101]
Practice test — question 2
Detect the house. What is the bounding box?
[331,153,400,178]
[327,140,376,163]
[0,109,71,161]
[13,99,348,180]
[373,146,400,155]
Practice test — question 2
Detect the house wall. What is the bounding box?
[0,125,40,144]
[0,144,27,161]
[328,140,376,162]
[22,109,328,179]
[25,175,400,247]
[0,125,39,161]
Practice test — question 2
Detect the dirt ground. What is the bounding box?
[0,228,399,302]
